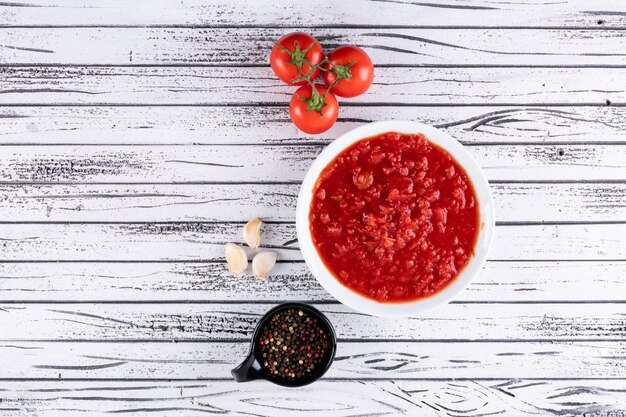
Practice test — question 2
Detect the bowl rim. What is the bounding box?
[296,120,495,317]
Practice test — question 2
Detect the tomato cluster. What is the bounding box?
[270,32,374,134]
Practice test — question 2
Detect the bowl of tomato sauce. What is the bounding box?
[296,121,494,317]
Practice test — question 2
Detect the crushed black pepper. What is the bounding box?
[255,307,332,383]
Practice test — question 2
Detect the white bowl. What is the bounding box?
[296,120,495,317]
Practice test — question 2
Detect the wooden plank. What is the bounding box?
[2,28,626,66]
[0,380,624,417]
[0,261,624,302]
[0,222,622,262]
[0,341,623,379]
[0,303,623,341]
[1,0,625,27]
[0,144,624,183]
[2,105,625,145]
[0,66,623,105]
[1,183,624,223]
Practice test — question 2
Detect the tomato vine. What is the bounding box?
[275,40,353,115]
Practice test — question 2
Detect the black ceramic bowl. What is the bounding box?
[231,302,337,387]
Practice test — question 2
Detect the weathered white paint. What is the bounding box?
[2,28,625,66]
[0,341,623,379]
[2,0,625,27]
[0,143,623,182]
[0,261,624,302]
[0,303,623,341]
[1,379,624,417]
[0,67,623,105]
[1,182,623,222]
[1,106,624,145]
[0,222,622,261]
[0,1,624,415]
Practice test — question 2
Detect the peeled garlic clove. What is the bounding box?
[243,217,263,249]
[252,251,277,279]
[225,243,247,276]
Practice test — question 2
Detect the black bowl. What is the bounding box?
[231,302,337,387]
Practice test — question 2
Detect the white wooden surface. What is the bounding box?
[1,1,625,416]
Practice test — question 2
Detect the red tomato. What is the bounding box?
[289,84,339,134]
[270,32,324,85]
[323,45,374,98]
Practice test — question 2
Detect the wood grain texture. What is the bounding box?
[0,261,624,302]
[0,341,623,379]
[2,182,624,222]
[0,303,624,341]
[2,0,625,27]
[1,106,625,145]
[2,1,625,413]
[2,28,626,66]
[1,143,624,183]
[1,380,624,417]
[0,222,623,262]
[0,66,623,105]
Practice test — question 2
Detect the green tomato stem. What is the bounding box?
[278,38,358,115]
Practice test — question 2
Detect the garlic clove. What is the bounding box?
[252,251,277,279]
[243,217,263,249]
[225,243,248,276]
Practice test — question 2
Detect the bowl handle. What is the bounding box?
[231,353,264,383]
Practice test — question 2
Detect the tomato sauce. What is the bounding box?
[309,132,480,303]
